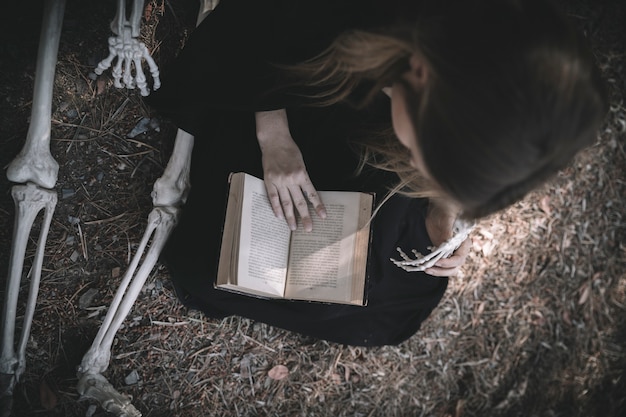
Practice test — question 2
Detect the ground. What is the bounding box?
[0,0,625,416]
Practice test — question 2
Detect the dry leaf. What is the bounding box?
[240,358,251,379]
[96,78,106,95]
[562,309,572,326]
[472,301,485,327]
[578,284,591,305]
[39,379,57,410]
[268,364,289,381]
[539,196,551,215]
[455,398,466,417]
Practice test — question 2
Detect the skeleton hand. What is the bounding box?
[391,218,475,272]
[94,26,160,97]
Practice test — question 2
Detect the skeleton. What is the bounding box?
[0,0,467,415]
[0,1,216,416]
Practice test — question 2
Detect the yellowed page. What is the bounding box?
[216,172,244,287]
[284,191,372,305]
[234,173,291,296]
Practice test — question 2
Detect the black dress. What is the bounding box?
[145,0,447,347]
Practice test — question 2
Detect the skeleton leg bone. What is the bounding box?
[76,3,232,415]
[6,0,66,189]
[0,1,66,415]
[76,129,194,417]
[0,186,57,417]
[77,1,217,415]
[1,0,212,415]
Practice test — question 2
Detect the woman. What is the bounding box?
[145,0,607,346]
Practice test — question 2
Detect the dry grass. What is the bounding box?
[0,0,624,416]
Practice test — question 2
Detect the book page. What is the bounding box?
[215,172,244,289]
[284,191,365,303]
[236,174,292,296]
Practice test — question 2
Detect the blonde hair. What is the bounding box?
[281,0,608,220]
[284,30,444,201]
[286,30,413,106]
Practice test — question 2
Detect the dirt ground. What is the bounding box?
[1,0,625,416]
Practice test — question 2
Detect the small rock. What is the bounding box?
[148,117,160,132]
[127,117,161,138]
[79,288,99,309]
[127,117,151,138]
[62,188,75,199]
[124,370,140,385]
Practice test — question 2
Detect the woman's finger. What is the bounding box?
[265,183,284,220]
[277,187,297,231]
[301,185,327,219]
[289,186,313,232]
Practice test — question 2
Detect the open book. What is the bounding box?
[216,172,374,306]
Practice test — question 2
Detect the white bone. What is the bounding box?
[95,0,160,96]
[3,1,217,415]
[0,185,57,397]
[111,0,126,36]
[110,0,144,39]
[197,0,221,25]
[6,126,59,190]
[76,129,194,416]
[6,0,66,189]
[77,373,141,417]
[151,129,194,206]
[391,218,475,272]
[0,2,65,414]
[73,3,208,416]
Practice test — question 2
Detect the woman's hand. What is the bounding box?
[424,199,471,277]
[255,109,327,232]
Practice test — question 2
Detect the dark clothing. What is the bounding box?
[146,0,447,347]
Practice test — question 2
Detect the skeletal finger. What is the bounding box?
[133,57,148,96]
[425,265,460,277]
[123,54,134,88]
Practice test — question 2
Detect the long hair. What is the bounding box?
[283,0,609,219]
